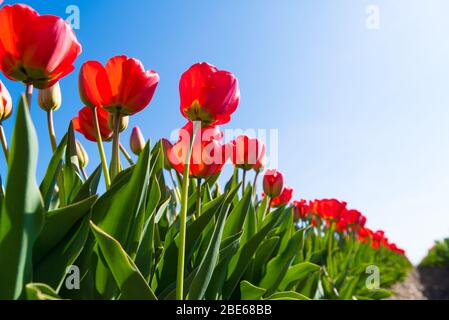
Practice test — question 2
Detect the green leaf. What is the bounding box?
[33,216,90,291]
[73,165,102,202]
[240,281,266,300]
[26,283,61,300]
[265,291,310,300]
[0,97,45,300]
[39,134,67,210]
[188,191,233,300]
[279,262,321,291]
[33,195,97,263]
[260,229,304,296]
[63,123,83,205]
[90,221,157,300]
[222,207,284,300]
[223,185,253,239]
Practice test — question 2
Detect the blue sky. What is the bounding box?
[1,0,449,264]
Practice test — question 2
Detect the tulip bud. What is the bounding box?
[76,140,89,168]
[161,138,173,170]
[263,169,284,198]
[38,82,62,112]
[0,80,13,122]
[130,126,145,155]
[108,114,129,133]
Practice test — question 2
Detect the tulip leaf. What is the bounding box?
[188,190,233,300]
[39,134,67,210]
[90,221,157,300]
[33,195,97,263]
[265,291,310,300]
[223,185,253,240]
[260,229,304,296]
[222,207,284,300]
[240,281,266,300]
[0,97,44,300]
[63,123,83,205]
[26,283,61,300]
[73,164,102,202]
[204,236,241,300]
[33,216,91,291]
[279,262,321,291]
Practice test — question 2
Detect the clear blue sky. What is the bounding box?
[1,0,449,264]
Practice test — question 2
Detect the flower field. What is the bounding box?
[0,3,412,300]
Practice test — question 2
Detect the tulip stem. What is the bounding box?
[119,143,134,166]
[110,113,122,180]
[252,171,260,198]
[242,169,247,197]
[92,108,111,189]
[195,178,202,219]
[46,111,58,152]
[176,121,200,301]
[25,83,33,108]
[264,197,273,220]
[0,124,9,162]
[81,167,89,181]
[169,170,181,202]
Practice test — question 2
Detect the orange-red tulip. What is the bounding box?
[79,56,159,115]
[293,200,310,220]
[263,169,285,198]
[0,80,12,121]
[167,122,229,179]
[180,62,240,126]
[269,186,293,207]
[231,135,266,171]
[0,4,81,89]
[73,106,112,142]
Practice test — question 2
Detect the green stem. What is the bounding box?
[195,178,202,219]
[119,143,134,166]
[25,83,33,108]
[176,121,200,300]
[110,113,122,180]
[92,107,111,189]
[252,171,260,198]
[169,170,181,203]
[46,111,57,152]
[242,169,247,197]
[81,167,88,181]
[0,124,8,162]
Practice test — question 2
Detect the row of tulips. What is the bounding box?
[0,3,410,300]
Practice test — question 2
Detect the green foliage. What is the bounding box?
[420,238,449,267]
[0,97,410,300]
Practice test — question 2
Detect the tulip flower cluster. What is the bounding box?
[0,3,410,301]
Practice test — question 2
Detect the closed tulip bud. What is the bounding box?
[76,139,89,168]
[130,126,145,155]
[0,80,12,122]
[38,82,62,112]
[108,113,129,132]
[161,138,173,170]
[263,169,284,198]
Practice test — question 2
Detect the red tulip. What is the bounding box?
[0,4,81,89]
[263,169,285,198]
[293,200,310,220]
[180,62,240,126]
[79,56,159,115]
[311,199,347,221]
[231,135,266,171]
[167,122,228,178]
[0,80,12,121]
[73,107,112,142]
[268,186,293,207]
